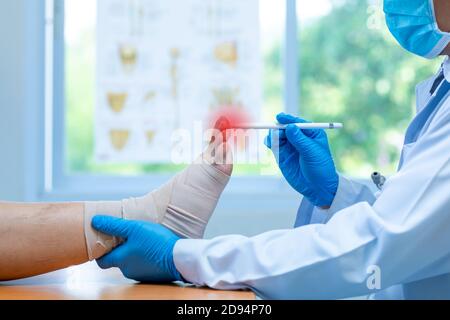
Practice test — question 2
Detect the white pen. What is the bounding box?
[231,122,344,130]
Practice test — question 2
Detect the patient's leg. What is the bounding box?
[0,139,232,280]
[0,202,87,281]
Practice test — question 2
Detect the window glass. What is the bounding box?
[296,0,440,177]
[65,0,440,179]
[65,0,284,176]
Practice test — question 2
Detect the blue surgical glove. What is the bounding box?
[92,215,183,283]
[265,113,339,207]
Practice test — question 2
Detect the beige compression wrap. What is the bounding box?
[84,158,230,260]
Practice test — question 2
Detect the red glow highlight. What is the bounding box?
[207,107,252,143]
[208,107,252,131]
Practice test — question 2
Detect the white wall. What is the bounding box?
[0,0,26,200]
[0,0,44,201]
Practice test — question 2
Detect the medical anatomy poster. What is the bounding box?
[95,0,262,163]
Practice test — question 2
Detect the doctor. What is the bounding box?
[92,0,450,299]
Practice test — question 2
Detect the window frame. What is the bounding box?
[40,0,301,202]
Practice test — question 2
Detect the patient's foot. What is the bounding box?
[84,122,234,260]
[122,141,232,238]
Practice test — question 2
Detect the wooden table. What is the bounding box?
[0,262,255,300]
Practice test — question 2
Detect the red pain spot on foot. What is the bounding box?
[207,107,252,143]
[208,107,251,131]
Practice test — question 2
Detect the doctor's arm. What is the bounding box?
[296,174,377,226]
[172,109,450,299]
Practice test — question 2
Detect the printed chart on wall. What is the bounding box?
[95,0,262,163]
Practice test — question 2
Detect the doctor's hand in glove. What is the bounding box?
[265,113,339,208]
[92,215,183,283]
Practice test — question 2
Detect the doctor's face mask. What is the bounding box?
[384,0,450,59]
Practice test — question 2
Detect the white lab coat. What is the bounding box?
[173,57,450,300]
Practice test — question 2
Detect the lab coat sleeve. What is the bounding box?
[296,175,377,227]
[173,102,450,299]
